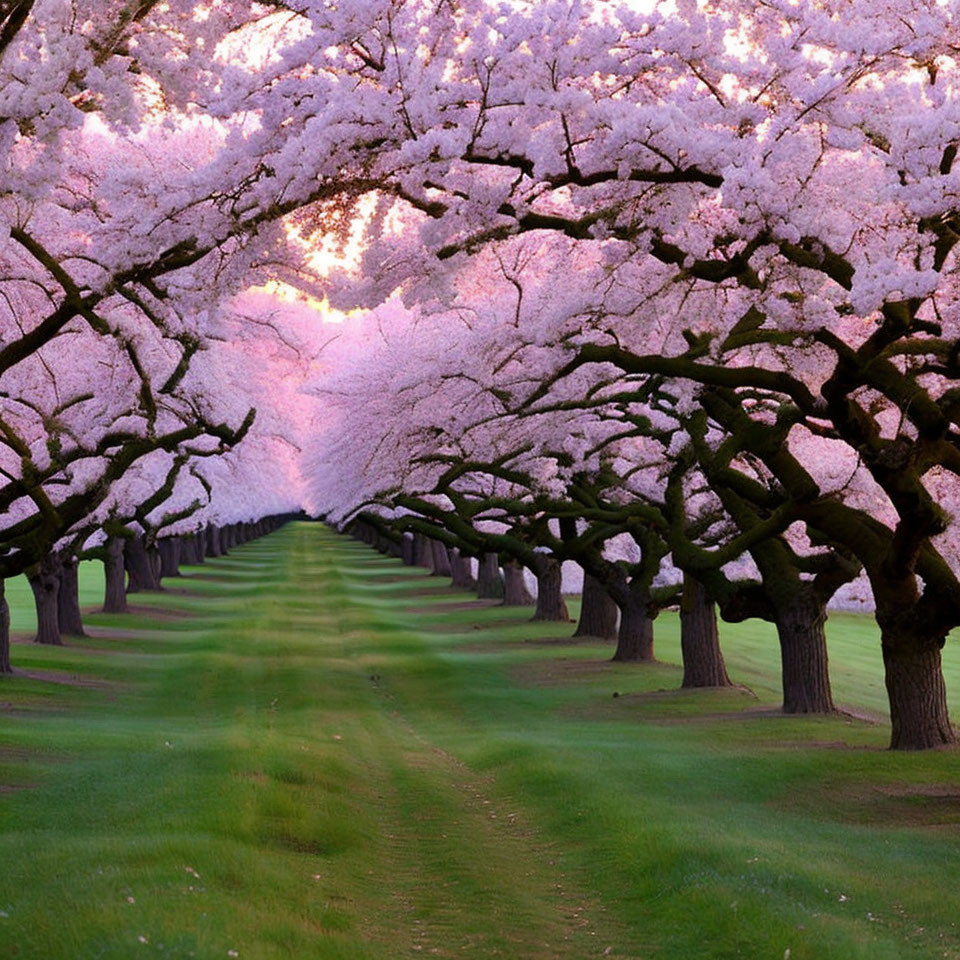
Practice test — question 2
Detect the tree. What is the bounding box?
[278,1,960,747]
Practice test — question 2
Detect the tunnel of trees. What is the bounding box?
[1,1,960,751]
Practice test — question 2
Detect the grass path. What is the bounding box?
[1,524,960,959]
[0,526,638,959]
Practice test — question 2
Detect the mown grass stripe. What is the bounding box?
[0,523,958,959]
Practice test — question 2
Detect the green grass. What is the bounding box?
[1,524,959,959]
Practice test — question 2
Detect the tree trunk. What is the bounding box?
[413,532,434,570]
[180,536,196,566]
[148,543,163,586]
[532,556,570,622]
[191,535,203,564]
[29,556,62,645]
[430,540,452,577]
[57,557,86,637]
[680,575,730,688]
[573,573,618,639]
[158,538,181,578]
[612,591,654,662]
[126,536,161,592]
[0,581,11,675]
[450,549,476,589]
[883,639,955,749]
[194,532,206,563]
[476,553,504,600]
[103,538,128,613]
[774,591,835,714]
[206,525,222,558]
[401,534,415,566]
[502,560,534,606]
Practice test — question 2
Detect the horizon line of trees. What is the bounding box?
[1,510,301,675]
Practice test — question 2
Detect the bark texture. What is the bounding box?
[612,592,654,662]
[125,536,161,592]
[158,538,181,578]
[430,539,452,577]
[413,532,434,570]
[179,535,198,565]
[531,557,570,622]
[401,534,415,566]
[205,525,223,558]
[450,549,476,589]
[775,591,834,714]
[148,543,162,586]
[57,557,86,637]
[476,553,504,600]
[573,573,618,639]
[883,640,955,749]
[502,561,534,606]
[29,555,62,645]
[103,537,128,613]
[679,575,730,688]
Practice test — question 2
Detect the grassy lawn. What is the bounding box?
[0,523,959,959]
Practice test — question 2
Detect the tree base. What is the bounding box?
[885,642,956,750]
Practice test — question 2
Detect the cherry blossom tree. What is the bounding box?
[6,0,960,753]
[0,4,333,668]
[267,0,960,749]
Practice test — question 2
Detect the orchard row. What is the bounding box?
[6,4,960,751]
